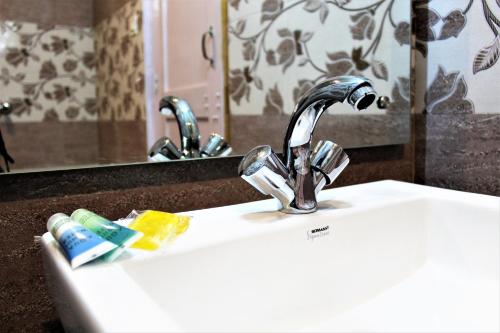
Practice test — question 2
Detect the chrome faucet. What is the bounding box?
[148,96,232,161]
[238,76,377,214]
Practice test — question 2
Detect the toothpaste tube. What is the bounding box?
[70,209,143,261]
[47,213,117,269]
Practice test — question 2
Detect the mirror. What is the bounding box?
[0,0,411,173]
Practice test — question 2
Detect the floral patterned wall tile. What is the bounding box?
[413,0,500,114]
[228,0,412,116]
[0,21,97,122]
[95,0,145,122]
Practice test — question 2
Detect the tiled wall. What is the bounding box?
[0,22,97,122]
[94,0,148,163]
[95,0,146,122]
[227,0,411,116]
[226,0,412,152]
[413,0,500,194]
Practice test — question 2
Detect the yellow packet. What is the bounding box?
[129,210,190,251]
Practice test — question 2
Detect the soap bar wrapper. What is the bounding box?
[129,210,190,251]
[70,209,143,261]
[47,213,117,269]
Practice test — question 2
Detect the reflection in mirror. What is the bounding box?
[0,0,411,174]
[147,96,231,161]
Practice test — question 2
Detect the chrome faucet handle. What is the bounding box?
[201,133,233,158]
[238,145,295,211]
[148,136,183,161]
[311,140,349,194]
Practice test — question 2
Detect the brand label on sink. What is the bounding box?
[307,225,330,242]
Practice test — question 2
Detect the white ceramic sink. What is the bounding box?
[41,181,499,332]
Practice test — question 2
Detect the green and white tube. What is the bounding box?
[71,209,143,261]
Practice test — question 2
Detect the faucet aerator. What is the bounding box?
[348,86,377,111]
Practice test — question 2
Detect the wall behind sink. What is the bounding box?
[412,1,500,194]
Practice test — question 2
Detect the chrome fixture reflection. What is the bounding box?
[148,96,231,161]
[377,96,391,109]
[238,76,377,214]
[0,102,11,115]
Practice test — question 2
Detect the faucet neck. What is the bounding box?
[281,76,376,212]
[159,96,201,157]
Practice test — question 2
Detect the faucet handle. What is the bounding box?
[311,140,349,194]
[238,145,295,209]
[201,133,233,158]
[148,136,183,161]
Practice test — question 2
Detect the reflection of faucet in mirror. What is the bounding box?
[238,76,377,214]
[0,101,15,173]
[148,96,232,161]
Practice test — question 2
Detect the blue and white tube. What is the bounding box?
[47,213,117,269]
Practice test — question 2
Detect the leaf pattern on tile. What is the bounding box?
[293,79,315,104]
[350,12,376,41]
[95,0,146,121]
[276,29,296,73]
[303,0,330,24]
[242,40,256,61]
[229,0,248,11]
[229,69,251,105]
[413,0,500,74]
[371,60,389,81]
[263,84,284,115]
[229,0,409,114]
[39,61,57,80]
[325,51,354,76]
[43,108,59,122]
[394,22,411,45]
[388,77,410,114]
[473,36,500,74]
[0,20,97,122]
[261,0,284,23]
[425,66,474,114]
[5,48,30,67]
[439,10,467,40]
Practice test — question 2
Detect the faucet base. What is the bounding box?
[280,206,317,214]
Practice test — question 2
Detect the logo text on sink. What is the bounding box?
[307,225,330,242]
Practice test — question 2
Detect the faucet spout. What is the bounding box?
[283,76,376,168]
[159,96,201,158]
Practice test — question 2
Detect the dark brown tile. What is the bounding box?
[93,0,130,26]
[1,122,99,172]
[97,120,148,165]
[415,114,500,195]
[229,114,411,154]
[0,0,93,28]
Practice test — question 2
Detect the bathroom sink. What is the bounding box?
[41,181,499,332]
